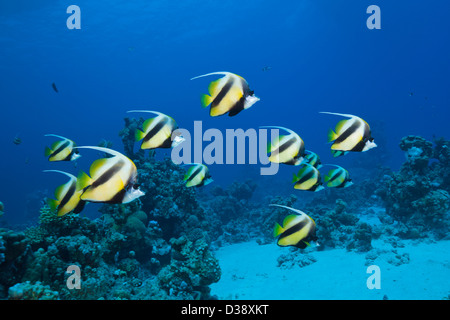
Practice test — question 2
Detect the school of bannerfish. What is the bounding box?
[43,71,377,250]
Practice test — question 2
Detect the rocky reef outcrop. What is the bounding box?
[376,135,450,239]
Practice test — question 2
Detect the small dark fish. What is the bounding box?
[13,136,22,145]
[52,82,59,93]
[262,66,272,72]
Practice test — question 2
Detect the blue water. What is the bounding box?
[0,0,449,300]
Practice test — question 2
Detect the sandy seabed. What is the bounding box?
[210,239,450,300]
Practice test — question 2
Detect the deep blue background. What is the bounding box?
[0,0,449,225]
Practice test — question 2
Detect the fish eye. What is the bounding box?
[249,90,254,95]
[133,184,140,189]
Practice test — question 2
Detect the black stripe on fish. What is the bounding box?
[51,140,70,158]
[73,200,86,213]
[91,160,125,188]
[143,118,167,143]
[228,96,246,117]
[351,125,371,151]
[273,136,296,155]
[351,139,367,152]
[107,188,127,204]
[328,170,343,183]
[187,166,202,182]
[295,168,315,185]
[58,181,76,211]
[227,78,249,117]
[211,77,234,108]
[334,120,361,145]
[279,218,308,239]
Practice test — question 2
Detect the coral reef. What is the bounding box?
[0,118,221,300]
[365,248,410,267]
[376,136,450,239]
[277,249,317,269]
[1,122,448,300]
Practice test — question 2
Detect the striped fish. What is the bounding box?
[323,164,353,188]
[44,170,86,217]
[44,134,81,162]
[292,163,324,192]
[76,146,145,204]
[191,71,260,117]
[321,112,377,152]
[183,163,213,188]
[300,150,322,168]
[271,204,318,249]
[263,126,305,165]
[127,110,185,149]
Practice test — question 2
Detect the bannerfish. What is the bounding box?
[323,164,353,188]
[44,134,81,162]
[271,204,319,249]
[76,146,145,204]
[321,112,377,152]
[292,163,324,192]
[301,150,322,168]
[190,71,260,117]
[127,110,185,149]
[263,126,305,165]
[183,163,213,188]
[44,170,86,217]
[52,82,58,93]
[13,136,22,145]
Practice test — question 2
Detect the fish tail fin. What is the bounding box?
[76,171,92,190]
[273,222,285,238]
[327,128,338,142]
[201,94,213,108]
[47,198,59,213]
[135,129,146,142]
[44,146,53,157]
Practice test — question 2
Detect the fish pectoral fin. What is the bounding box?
[201,94,213,108]
[292,172,299,183]
[76,171,92,190]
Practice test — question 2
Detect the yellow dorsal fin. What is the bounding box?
[89,158,110,178]
[335,119,348,134]
[143,117,156,132]
[54,184,66,200]
[51,140,63,150]
[282,214,299,228]
[208,78,222,96]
